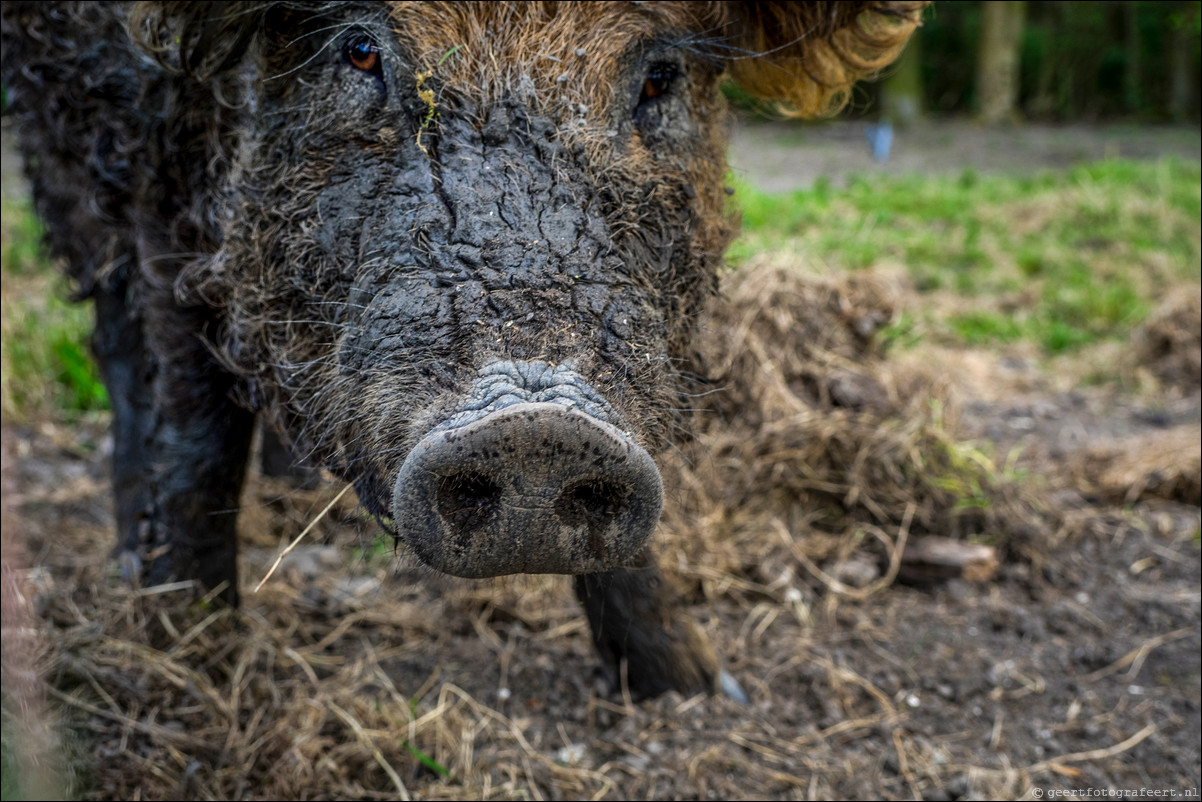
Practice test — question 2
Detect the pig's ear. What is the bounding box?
[129,1,271,79]
[717,1,926,117]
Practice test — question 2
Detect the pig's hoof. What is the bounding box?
[663,623,748,703]
[115,549,143,585]
[719,669,749,704]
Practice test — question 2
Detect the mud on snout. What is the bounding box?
[391,361,663,578]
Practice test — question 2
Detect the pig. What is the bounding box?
[0,1,922,699]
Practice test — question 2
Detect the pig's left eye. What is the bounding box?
[345,35,383,77]
[638,63,677,107]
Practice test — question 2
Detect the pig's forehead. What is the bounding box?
[384,2,712,107]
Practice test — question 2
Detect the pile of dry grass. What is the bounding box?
[1068,425,1202,506]
[658,261,1051,600]
[1078,289,1202,507]
[32,568,587,800]
[1131,290,1202,392]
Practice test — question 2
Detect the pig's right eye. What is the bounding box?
[344,36,383,77]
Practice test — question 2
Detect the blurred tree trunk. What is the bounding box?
[1027,1,1058,118]
[1167,1,1197,121]
[976,1,1027,123]
[1123,1,1141,114]
[882,29,924,126]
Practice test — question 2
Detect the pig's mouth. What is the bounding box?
[390,361,663,578]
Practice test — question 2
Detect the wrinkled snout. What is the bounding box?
[393,381,663,578]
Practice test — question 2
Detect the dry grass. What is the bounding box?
[1131,289,1202,393]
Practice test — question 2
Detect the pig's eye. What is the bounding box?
[638,64,677,107]
[345,36,382,76]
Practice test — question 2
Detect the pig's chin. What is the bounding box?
[388,361,664,578]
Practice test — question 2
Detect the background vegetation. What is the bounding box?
[730,158,1201,358]
[1,196,107,421]
[916,0,1201,122]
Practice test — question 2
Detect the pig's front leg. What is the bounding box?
[92,279,160,593]
[146,399,254,605]
[574,551,747,702]
[106,290,254,605]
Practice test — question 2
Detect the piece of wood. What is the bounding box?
[898,536,1000,583]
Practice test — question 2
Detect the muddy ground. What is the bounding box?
[2,120,1200,800]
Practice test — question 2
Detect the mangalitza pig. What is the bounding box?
[1,1,921,699]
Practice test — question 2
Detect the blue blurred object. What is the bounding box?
[866,121,893,163]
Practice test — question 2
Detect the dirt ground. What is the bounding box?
[2,120,1200,801]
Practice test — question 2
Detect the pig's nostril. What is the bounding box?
[556,480,629,529]
[436,471,502,532]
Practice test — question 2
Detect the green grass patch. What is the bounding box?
[2,196,48,277]
[730,157,1201,354]
[948,311,1026,345]
[403,740,451,778]
[1,196,108,421]
[352,534,396,568]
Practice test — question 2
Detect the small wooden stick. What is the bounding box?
[254,482,354,593]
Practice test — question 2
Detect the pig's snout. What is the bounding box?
[392,365,663,578]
